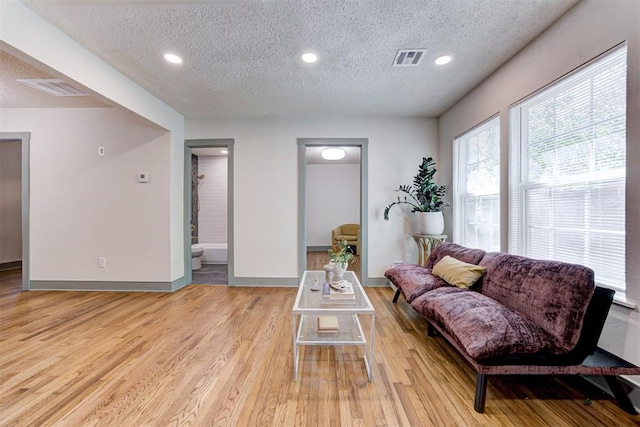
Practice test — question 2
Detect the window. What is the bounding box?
[454,116,501,252]
[509,45,627,296]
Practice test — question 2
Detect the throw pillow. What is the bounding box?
[432,255,486,289]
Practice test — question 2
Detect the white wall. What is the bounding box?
[1,0,185,282]
[186,116,438,280]
[438,0,640,370]
[306,163,360,247]
[0,141,22,263]
[1,108,174,282]
[197,156,228,244]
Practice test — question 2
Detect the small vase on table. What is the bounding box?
[331,261,347,279]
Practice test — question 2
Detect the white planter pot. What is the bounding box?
[331,261,348,278]
[416,211,445,235]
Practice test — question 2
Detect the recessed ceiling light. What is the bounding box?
[321,148,345,160]
[163,53,183,64]
[301,52,318,64]
[435,55,452,65]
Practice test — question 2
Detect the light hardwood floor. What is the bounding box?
[307,250,361,281]
[1,268,638,426]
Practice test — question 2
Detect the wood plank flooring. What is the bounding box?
[1,268,639,426]
[307,251,361,281]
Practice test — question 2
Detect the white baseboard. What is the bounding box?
[29,278,186,292]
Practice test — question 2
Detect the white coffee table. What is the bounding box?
[292,270,375,381]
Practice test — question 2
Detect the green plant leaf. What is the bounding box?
[383,156,451,220]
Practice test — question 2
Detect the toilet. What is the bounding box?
[191,244,205,270]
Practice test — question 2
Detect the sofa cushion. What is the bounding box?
[432,255,487,289]
[384,264,448,303]
[425,243,486,270]
[478,252,595,353]
[411,287,557,359]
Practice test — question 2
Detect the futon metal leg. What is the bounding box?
[474,373,487,413]
[427,322,438,337]
[605,376,638,415]
[392,289,401,303]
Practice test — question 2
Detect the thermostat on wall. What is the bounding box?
[138,173,149,183]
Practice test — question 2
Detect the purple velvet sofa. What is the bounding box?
[385,243,640,414]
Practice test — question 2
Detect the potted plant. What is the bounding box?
[383,157,450,234]
[328,238,355,277]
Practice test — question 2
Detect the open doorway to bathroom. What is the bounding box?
[184,139,234,286]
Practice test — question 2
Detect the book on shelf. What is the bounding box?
[317,315,339,333]
[322,281,355,300]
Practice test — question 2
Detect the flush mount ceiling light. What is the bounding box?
[301,52,318,64]
[321,148,345,160]
[435,55,452,65]
[163,52,183,64]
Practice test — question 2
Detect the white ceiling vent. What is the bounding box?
[393,49,427,67]
[16,79,88,97]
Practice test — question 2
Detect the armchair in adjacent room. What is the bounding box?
[332,223,360,255]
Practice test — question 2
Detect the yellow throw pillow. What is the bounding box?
[432,255,487,289]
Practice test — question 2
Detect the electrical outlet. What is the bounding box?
[98,147,105,156]
[98,257,106,268]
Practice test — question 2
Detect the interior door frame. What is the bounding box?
[297,138,369,284]
[184,139,235,286]
[0,132,30,290]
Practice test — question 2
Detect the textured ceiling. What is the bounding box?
[0,50,109,108]
[16,0,580,118]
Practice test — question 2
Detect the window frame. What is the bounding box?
[508,43,627,299]
[453,114,501,252]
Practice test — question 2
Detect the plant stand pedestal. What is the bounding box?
[412,233,447,266]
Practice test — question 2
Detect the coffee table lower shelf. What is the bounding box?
[292,313,374,381]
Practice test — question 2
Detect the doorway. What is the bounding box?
[297,138,369,284]
[0,133,30,290]
[184,139,234,286]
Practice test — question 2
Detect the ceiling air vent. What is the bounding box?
[393,49,427,67]
[16,79,88,97]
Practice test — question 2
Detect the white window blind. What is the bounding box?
[509,45,627,295]
[454,116,501,252]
